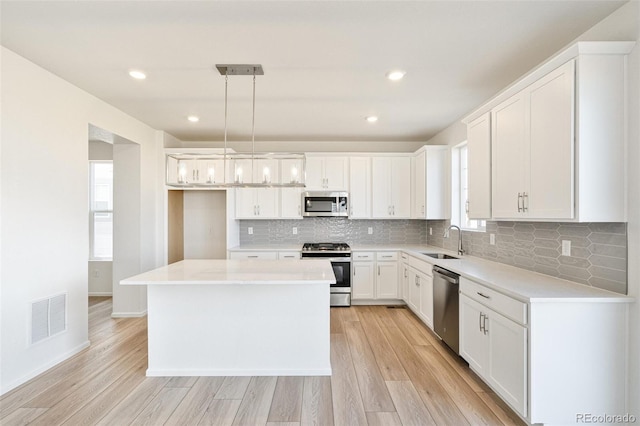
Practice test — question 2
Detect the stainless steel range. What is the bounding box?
[301,242,351,307]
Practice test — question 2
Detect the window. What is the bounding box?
[89,162,113,259]
[452,142,485,231]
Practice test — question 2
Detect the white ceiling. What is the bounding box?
[0,1,628,143]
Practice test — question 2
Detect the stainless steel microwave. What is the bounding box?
[302,191,348,217]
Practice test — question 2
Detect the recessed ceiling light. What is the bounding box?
[386,70,406,81]
[187,115,200,123]
[366,116,379,123]
[129,70,146,80]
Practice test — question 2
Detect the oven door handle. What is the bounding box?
[301,257,352,262]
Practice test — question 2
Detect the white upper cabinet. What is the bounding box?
[464,42,633,222]
[305,156,348,190]
[491,92,529,219]
[233,159,280,185]
[280,187,302,219]
[168,158,232,185]
[466,113,492,219]
[235,188,279,219]
[372,156,411,219]
[349,157,371,219]
[492,60,575,220]
[412,146,449,220]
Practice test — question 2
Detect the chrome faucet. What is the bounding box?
[445,224,465,256]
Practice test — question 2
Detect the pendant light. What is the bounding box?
[165,64,305,188]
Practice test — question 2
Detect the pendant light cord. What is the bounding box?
[224,74,228,182]
[251,72,256,173]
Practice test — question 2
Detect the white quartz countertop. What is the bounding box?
[121,259,336,285]
[230,243,632,303]
[228,244,301,251]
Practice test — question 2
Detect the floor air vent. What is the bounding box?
[31,293,67,344]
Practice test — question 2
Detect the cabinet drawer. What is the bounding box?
[460,278,527,325]
[376,251,398,261]
[278,251,301,260]
[352,252,374,261]
[229,251,278,260]
[408,256,433,277]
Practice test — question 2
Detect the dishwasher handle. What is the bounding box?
[433,266,460,283]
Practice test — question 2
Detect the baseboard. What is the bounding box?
[351,299,406,306]
[88,292,112,296]
[1,340,90,395]
[146,367,332,377]
[111,310,147,318]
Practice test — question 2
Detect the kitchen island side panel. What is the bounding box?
[146,283,331,376]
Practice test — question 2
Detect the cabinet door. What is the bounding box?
[352,262,375,299]
[235,188,256,219]
[492,93,527,219]
[459,294,489,375]
[376,262,398,299]
[418,271,433,327]
[324,157,348,190]
[371,157,392,218]
[391,157,412,218]
[528,60,575,219]
[399,260,410,301]
[280,188,302,219]
[413,151,426,218]
[255,188,279,218]
[176,159,199,184]
[305,157,325,189]
[467,113,492,219]
[349,157,371,219]
[425,148,449,219]
[281,159,304,185]
[487,312,528,417]
[407,269,421,314]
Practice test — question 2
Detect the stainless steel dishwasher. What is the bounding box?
[433,265,460,354]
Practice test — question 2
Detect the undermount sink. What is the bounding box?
[421,252,458,260]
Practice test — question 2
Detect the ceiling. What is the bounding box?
[0,1,628,143]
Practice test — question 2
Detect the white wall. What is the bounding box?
[0,47,163,393]
[88,261,113,295]
[426,2,640,416]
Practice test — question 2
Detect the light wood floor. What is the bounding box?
[0,297,525,426]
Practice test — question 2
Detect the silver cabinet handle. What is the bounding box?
[298,205,301,216]
[382,255,392,258]
[253,205,257,215]
[483,314,488,335]
[257,205,260,215]
[404,268,407,278]
[477,292,490,299]
[517,193,523,212]
[416,276,420,286]
[479,312,483,332]
[465,200,469,214]
[523,192,528,212]
[248,255,258,258]
[378,266,380,275]
[392,205,395,216]
[422,205,425,215]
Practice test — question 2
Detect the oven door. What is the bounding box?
[330,260,351,290]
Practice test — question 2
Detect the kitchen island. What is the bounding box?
[121,259,335,377]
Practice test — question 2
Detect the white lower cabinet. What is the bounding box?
[417,269,433,327]
[460,293,527,417]
[403,254,434,327]
[351,251,399,301]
